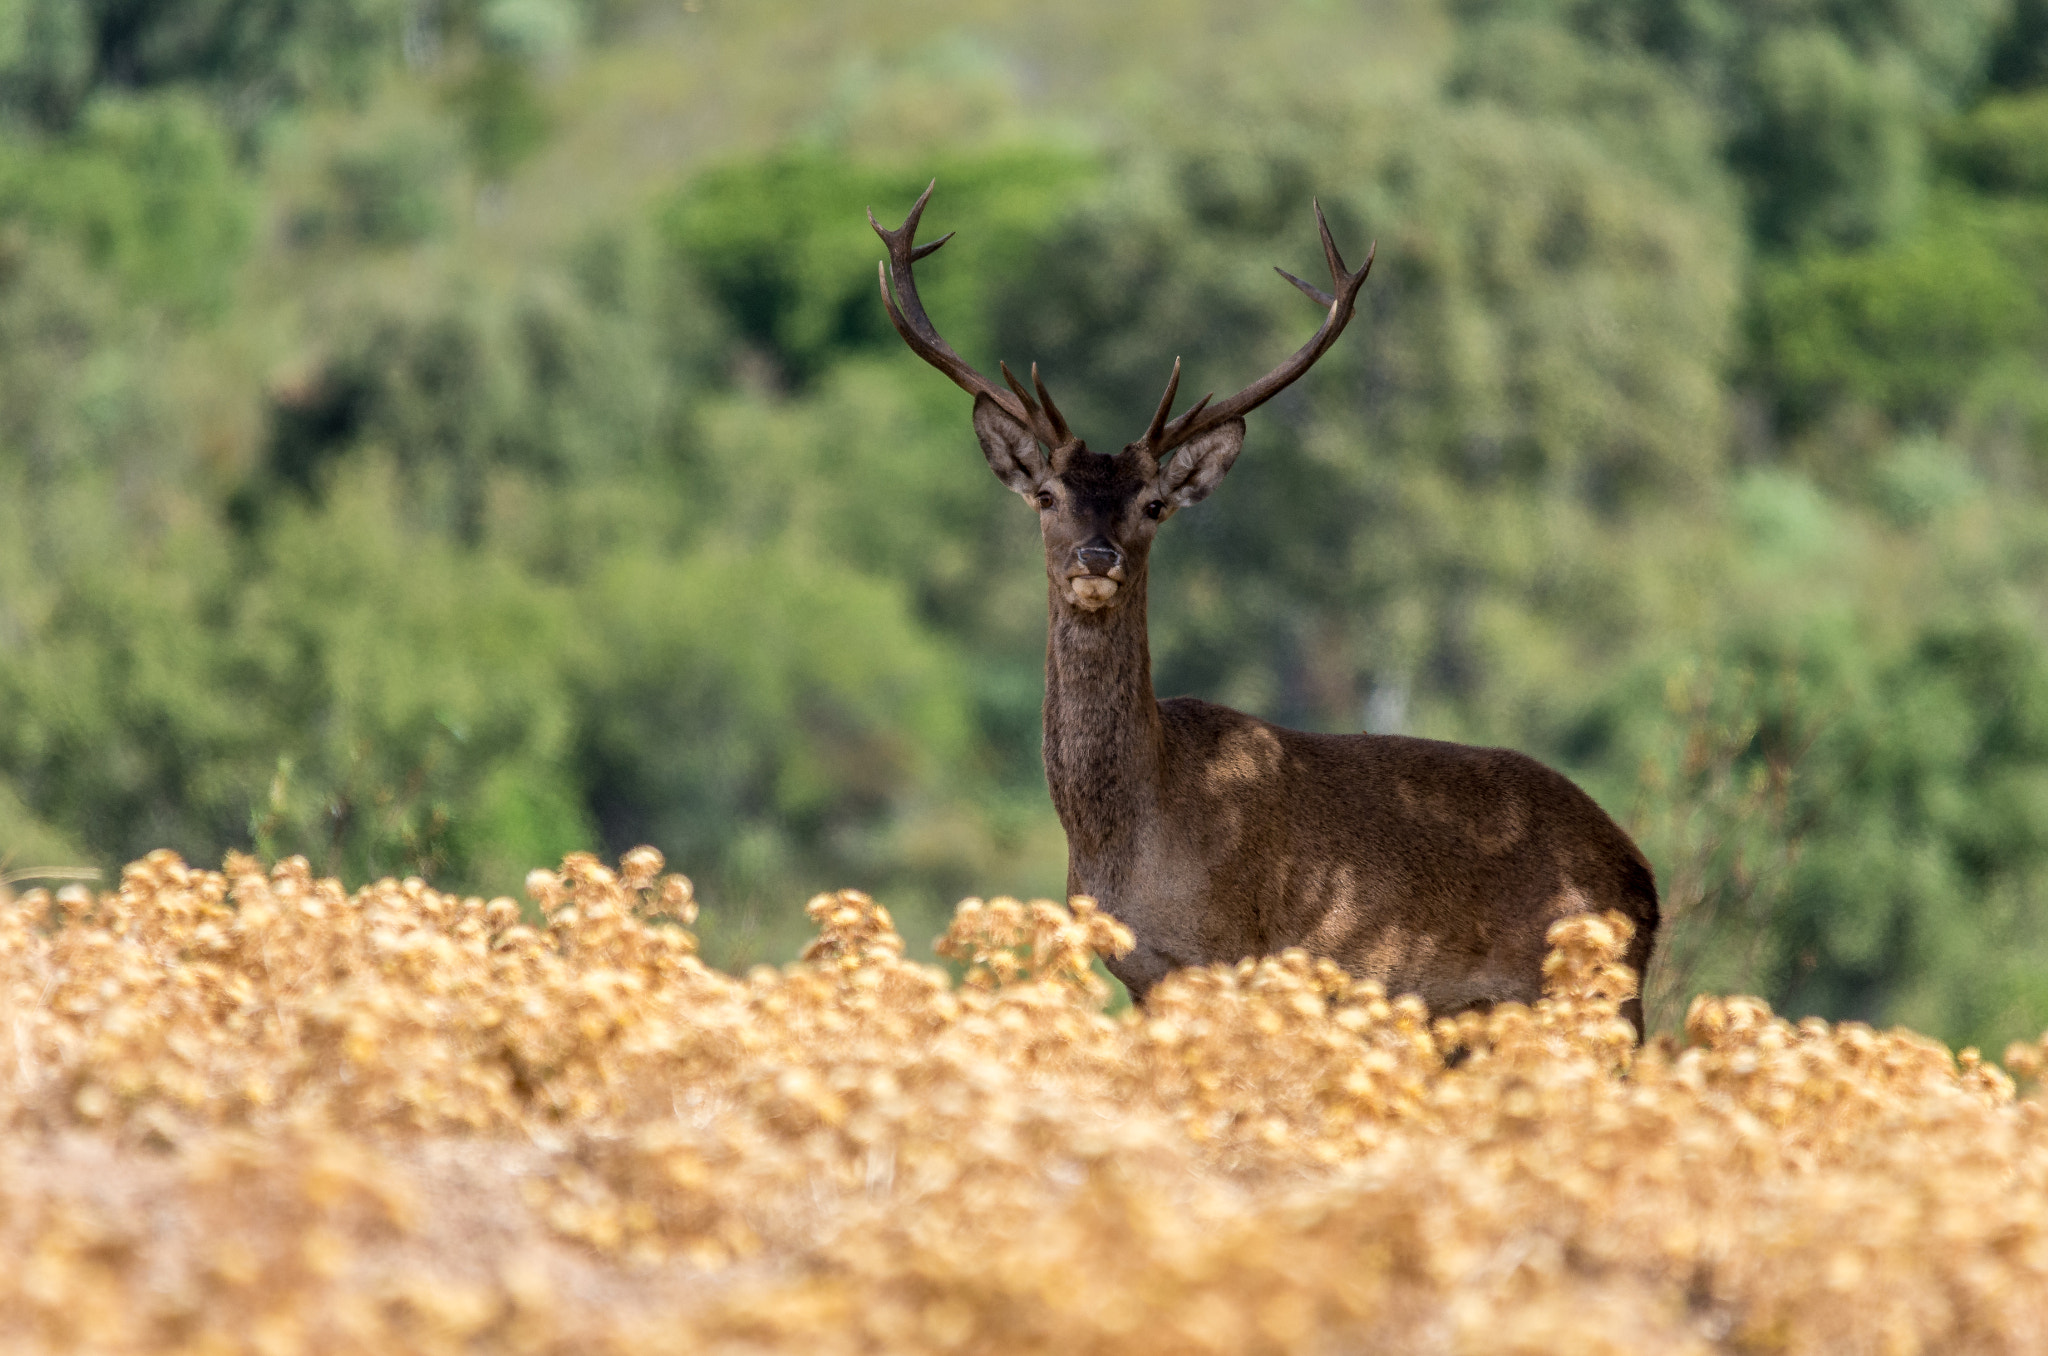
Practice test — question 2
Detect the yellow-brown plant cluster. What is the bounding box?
[2,848,2047,1354]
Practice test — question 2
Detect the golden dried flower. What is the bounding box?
[2,848,2043,1355]
[620,846,666,891]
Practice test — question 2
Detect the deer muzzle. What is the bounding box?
[1070,576,1119,609]
[1068,543,1124,610]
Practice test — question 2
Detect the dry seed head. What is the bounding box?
[3,849,2046,1353]
[524,869,564,912]
[620,846,665,890]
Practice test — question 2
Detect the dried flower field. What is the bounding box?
[2,850,2047,1355]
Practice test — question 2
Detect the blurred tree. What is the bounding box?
[1766,610,2048,1048]
[1457,0,2009,248]
[661,146,1097,391]
[571,536,973,962]
[0,92,252,314]
[322,123,458,245]
[0,0,406,133]
[1754,195,2048,431]
[1735,29,1927,249]
[1940,90,2048,195]
[447,52,551,180]
[1989,0,2048,88]
[251,269,669,534]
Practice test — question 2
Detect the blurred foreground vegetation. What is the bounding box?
[5,0,2048,1047]
[5,852,2045,1352]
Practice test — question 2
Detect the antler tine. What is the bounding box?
[1031,363,1072,445]
[871,181,1060,444]
[1314,198,1346,284]
[1274,266,1333,308]
[1000,361,1043,421]
[1137,359,1214,461]
[1155,203,1375,455]
[1142,357,1183,450]
[901,176,935,235]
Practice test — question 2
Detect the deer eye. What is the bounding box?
[1035,489,1055,510]
[1144,499,1166,520]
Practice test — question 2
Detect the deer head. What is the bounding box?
[871,182,1373,614]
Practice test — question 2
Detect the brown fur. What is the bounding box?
[980,406,1659,1033]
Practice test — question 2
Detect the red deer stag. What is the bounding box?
[871,182,1659,1033]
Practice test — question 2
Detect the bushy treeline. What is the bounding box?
[4,0,2048,1046]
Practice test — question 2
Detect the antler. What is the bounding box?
[870,181,1071,450]
[1143,200,1374,457]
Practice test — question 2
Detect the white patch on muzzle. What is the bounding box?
[1069,577,1119,610]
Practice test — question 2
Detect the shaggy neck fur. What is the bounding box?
[1042,567,1162,901]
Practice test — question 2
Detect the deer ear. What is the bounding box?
[973,393,1049,498]
[1160,418,1245,508]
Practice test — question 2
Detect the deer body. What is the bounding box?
[873,183,1659,1030]
[1040,540,1655,1024]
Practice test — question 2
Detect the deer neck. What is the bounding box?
[1042,571,1164,887]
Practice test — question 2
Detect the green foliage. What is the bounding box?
[1591,591,2048,1052]
[449,55,553,180]
[1618,660,1810,1032]
[254,268,669,527]
[0,93,253,313]
[0,0,88,127]
[1462,0,2008,248]
[1774,611,2048,1044]
[1736,29,1927,249]
[1941,90,2048,194]
[477,0,583,61]
[571,533,973,961]
[0,461,591,887]
[232,466,593,887]
[1989,0,2048,89]
[1447,17,1728,203]
[1755,196,2048,428]
[438,0,595,176]
[1562,450,2048,1050]
[322,125,458,245]
[663,147,1098,389]
[0,0,407,132]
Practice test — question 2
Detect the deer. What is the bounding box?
[871,182,1660,1034]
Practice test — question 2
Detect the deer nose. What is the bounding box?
[1075,543,1123,576]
